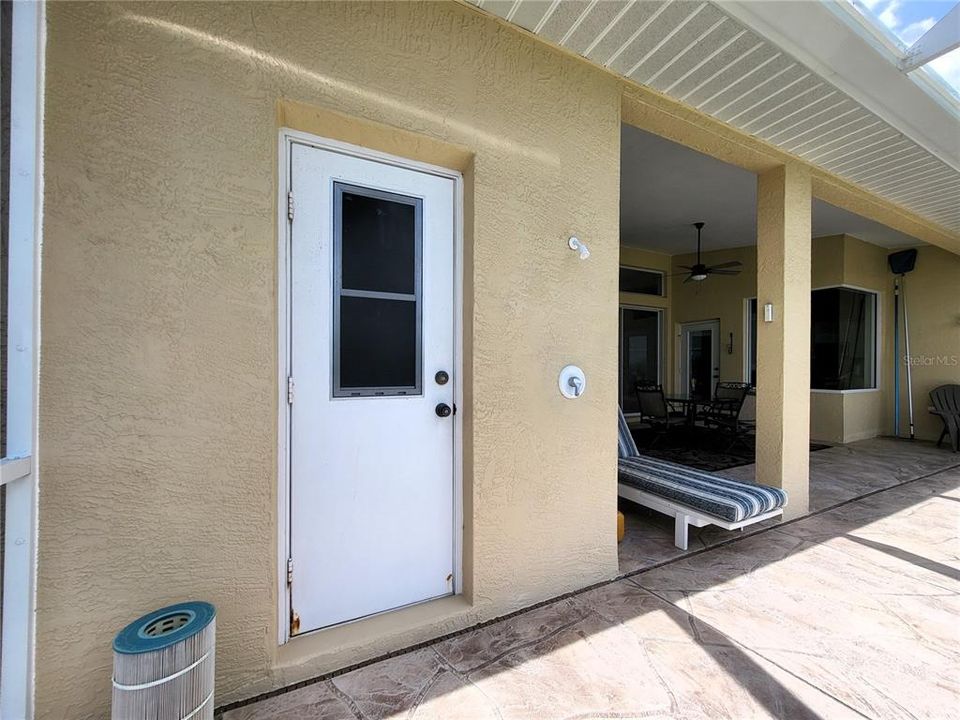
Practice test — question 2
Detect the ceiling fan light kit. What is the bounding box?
[679,222,743,283]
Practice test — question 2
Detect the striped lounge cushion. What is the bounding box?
[618,455,787,523]
[617,406,787,523]
[618,406,640,459]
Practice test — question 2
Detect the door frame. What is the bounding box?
[679,319,721,399]
[618,304,663,416]
[276,129,464,645]
[743,297,757,386]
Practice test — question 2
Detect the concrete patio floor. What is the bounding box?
[619,436,959,573]
[223,452,960,720]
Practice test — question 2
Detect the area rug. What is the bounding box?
[630,426,831,472]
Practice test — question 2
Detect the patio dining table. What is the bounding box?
[665,396,741,426]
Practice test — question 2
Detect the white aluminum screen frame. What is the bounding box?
[1,1,43,718]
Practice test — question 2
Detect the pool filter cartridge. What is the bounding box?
[112,601,216,720]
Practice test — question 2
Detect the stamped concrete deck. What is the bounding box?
[619,436,959,573]
[224,445,960,720]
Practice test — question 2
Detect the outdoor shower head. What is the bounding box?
[568,236,590,260]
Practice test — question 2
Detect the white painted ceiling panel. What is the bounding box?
[537,1,591,46]
[619,124,924,253]
[470,0,960,235]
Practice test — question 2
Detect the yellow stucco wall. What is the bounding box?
[662,235,951,445]
[38,2,621,716]
[888,245,960,441]
[670,246,758,390]
[35,0,960,716]
[807,235,889,444]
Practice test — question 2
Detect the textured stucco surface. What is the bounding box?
[888,245,960,441]
[670,245,758,391]
[756,164,812,517]
[38,2,620,717]
[36,1,959,716]
[809,235,888,445]
[665,236,899,445]
[808,237,959,444]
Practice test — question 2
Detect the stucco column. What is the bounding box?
[756,164,811,517]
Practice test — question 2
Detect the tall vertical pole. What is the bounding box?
[893,277,900,437]
[901,275,915,439]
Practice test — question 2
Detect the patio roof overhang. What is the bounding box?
[468,0,960,240]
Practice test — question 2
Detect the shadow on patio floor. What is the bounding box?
[221,452,960,719]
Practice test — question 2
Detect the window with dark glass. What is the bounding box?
[619,266,664,296]
[811,287,876,390]
[333,183,421,397]
[747,298,757,387]
[619,307,661,414]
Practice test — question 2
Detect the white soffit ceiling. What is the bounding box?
[621,124,923,253]
[469,0,960,235]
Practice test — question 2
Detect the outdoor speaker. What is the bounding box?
[888,248,917,275]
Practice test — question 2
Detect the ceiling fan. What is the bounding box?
[676,222,742,283]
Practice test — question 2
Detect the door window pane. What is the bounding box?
[333,183,421,397]
[811,287,876,390]
[689,330,713,401]
[338,297,417,392]
[619,267,664,296]
[620,308,660,413]
[340,188,417,294]
[747,298,757,387]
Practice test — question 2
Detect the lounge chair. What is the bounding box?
[617,408,787,550]
[930,384,960,452]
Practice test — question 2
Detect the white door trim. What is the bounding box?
[276,129,464,645]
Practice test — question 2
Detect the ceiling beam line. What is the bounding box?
[644,11,724,85]
[862,165,955,195]
[804,125,890,163]
[851,155,947,186]
[753,92,838,137]
[739,82,824,132]
[777,108,861,147]
[677,40,764,101]
[606,0,675,67]
[696,52,783,110]
[663,28,745,94]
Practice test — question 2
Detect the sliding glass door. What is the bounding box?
[619,306,662,414]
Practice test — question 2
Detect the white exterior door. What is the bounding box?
[288,141,457,633]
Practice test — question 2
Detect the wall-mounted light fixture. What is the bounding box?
[727,332,734,355]
[763,303,774,323]
[568,236,590,260]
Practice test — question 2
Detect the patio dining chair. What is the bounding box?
[930,384,960,452]
[699,381,751,449]
[634,383,687,447]
[699,382,749,427]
